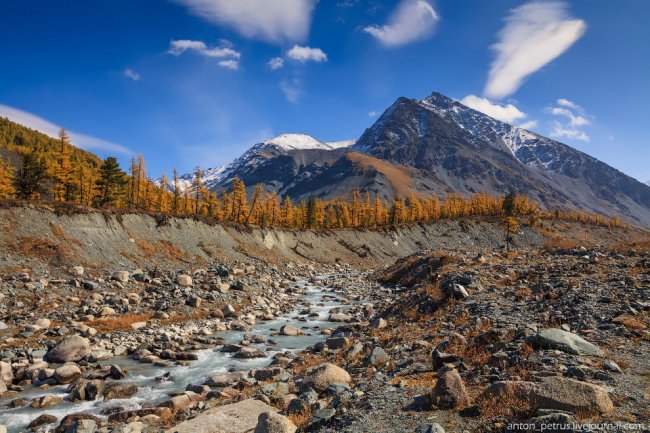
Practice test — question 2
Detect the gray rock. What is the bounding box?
[415,423,445,433]
[28,414,58,429]
[301,363,351,392]
[103,382,138,400]
[280,325,303,336]
[429,369,469,409]
[0,361,13,383]
[328,313,351,322]
[112,271,130,283]
[325,337,349,350]
[177,274,193,286]
[527,329,604,356]
[45,335,91,363]
[54,363,82,384]
[603,359,623,373]
[233,347,267,359]
[254,411,296,433]
[369,347,389,366]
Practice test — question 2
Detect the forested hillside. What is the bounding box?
[0,116,624,230]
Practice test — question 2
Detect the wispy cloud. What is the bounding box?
[547,98,591,141]
[287,45,328,63]
[368,111,379,117]
[169,40,240,59]
[168,39,241,70]
[518,119,538,130]
[460,95,528,124]
[550,122,589,141]
[217,59,239,71]
[0,104,131,155]
[174,0,317,44]
[485,1,586,99]
[123,68,141,81]
[280,78,302,103]
[267,57,285,70]
[364,0,439,47]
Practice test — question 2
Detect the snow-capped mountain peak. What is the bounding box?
[263,133,355,151]
[420,91,570,171]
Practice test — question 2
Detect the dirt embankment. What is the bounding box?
[0,206,644,273]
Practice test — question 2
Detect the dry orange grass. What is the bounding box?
[612,314,648,330]
[89,312,155,332]
[287,408,313,429]
[345,152,418,198]
[390,371,438,388]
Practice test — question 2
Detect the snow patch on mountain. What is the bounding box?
[264,133,355,151]
[420,92,567,171]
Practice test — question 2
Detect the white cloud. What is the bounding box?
[287,45,328,63]
[460,95,527,124]
[557,98,581,111]
[174,0,317,43]
[485,1,586,99]
[363,0,439,47]
[550,121,589,141]
[549,107,589,126]
[267,57,284,70]
[218,59,239,71]
[0,104,131,155]
[368,111,379,117]
[547,98,591,141]
[169,39,241,59]
[280,78,302,103]
[517,120,538,130]
[123,68,141,81]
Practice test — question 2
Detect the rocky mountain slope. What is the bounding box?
[187,92,650,226]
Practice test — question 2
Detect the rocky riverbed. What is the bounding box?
[0,244,648,433]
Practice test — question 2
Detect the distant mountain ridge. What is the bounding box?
[173,92,650,227]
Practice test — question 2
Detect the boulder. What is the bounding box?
[28,414,58,429]
[54,363,82,384]
[45,335,91,363]
[280,325,303,336]
[432,351,461,370]
[325,337,349,350]
[429,369,469,409]
[0,379,6,393]
[527,329,604,356]
[222,304,236,317]
[254,411,297,433]
[415,424,445,433]
[207,371,248,387]
[533,376,613,415]
[159,392,202,413]
[112,271,130,283]
[68,379,104,401]
[369,347,389,366]
[167,399,279,433]
[186,295,201,307]
[103,381,138,400]
[328,313,351,322]
[31,395,64,408]
[482,378,613,415]
[35,318,51,328]
[54,414,101,433]
[0,361,13,384]
[69,266,85,276]
[177,275,193,286]
[301,363,351,392]
[233,347,267,359]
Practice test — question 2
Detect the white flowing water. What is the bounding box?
[0,279,349,433]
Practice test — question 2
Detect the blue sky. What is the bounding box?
[0,0,648,182]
